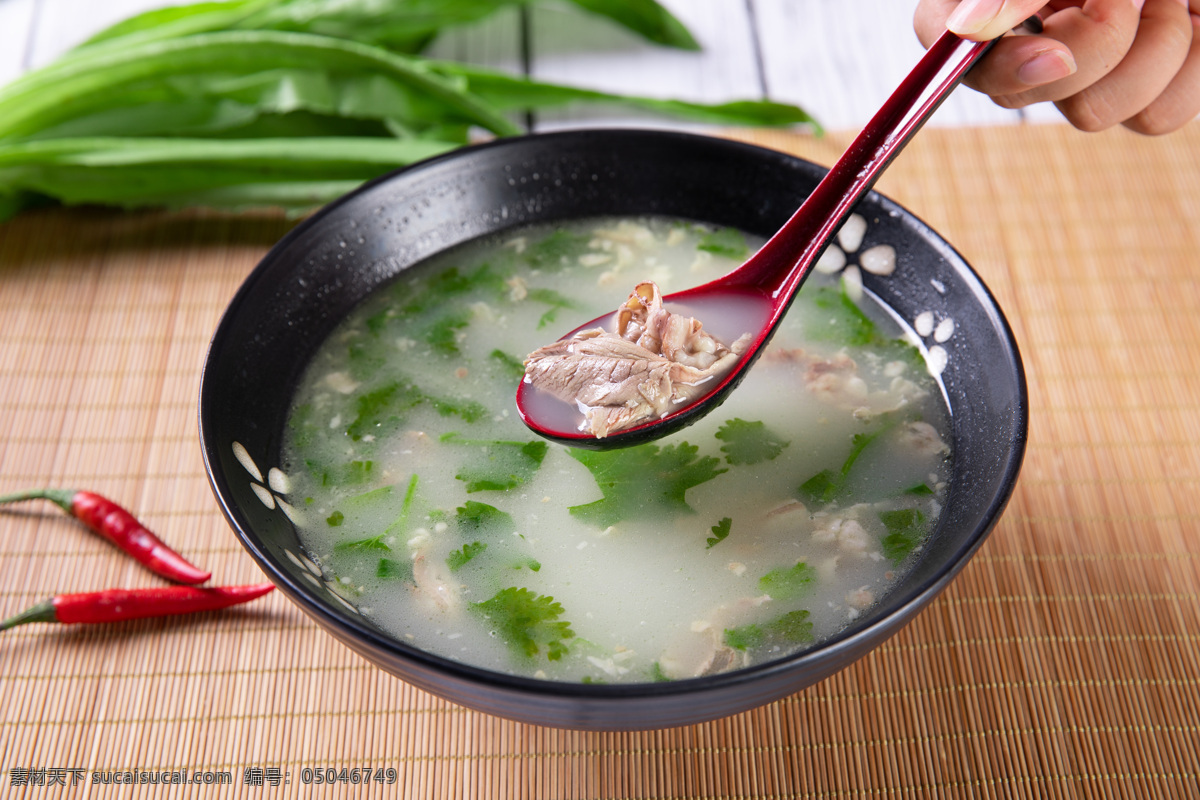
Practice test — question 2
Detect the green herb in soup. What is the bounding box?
[280,216,952,683]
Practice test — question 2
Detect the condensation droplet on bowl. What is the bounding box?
[232,441,263,482]
[914,311,935,337]
[268,467,290,495]
[926,345,948,376]
[815,245,847,274]
[841,265,863,301]
[251,482,275,509]
[859,244,896,276]
[837,214,867,252]
[934,317,956,343]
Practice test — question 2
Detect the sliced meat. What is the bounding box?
[523,282,749,437]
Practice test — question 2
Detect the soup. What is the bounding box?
[278,216,951,683]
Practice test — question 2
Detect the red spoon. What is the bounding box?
[517,30,998,449]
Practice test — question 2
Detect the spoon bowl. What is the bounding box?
[517,30,996,448]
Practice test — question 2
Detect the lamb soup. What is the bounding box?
[279,216,952,684]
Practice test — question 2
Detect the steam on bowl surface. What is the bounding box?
[199,129,1027,731]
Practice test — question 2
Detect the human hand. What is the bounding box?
[913,0,1200,134]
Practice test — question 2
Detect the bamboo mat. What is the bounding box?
[1,122,1198,798]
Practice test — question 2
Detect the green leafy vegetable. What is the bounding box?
[798,422,894,507]
[490,349,527,380]
[376,556,413,581]
[758,561,817,601]
[382,473,421,538]
[470,587,574,661]
[696,226,749,259]
[346,377,484,440]
[724,610,814,651]
[447,541,487,571]
[316,458,375,486]
[706,517,731,549]
[808,286,924,368]
[456,500,515,535]
[326,510,344,527]
[715,418,789,465]
[0,0,817,222]
[335,533,390,552]
[568,442,726,529]
[346,380,424,440]
[419,309,471,355]
[441,434,549,492]
[879,508,927,565]
[399,264,509,316]
[520,228,591,271]
[527,287,581,329]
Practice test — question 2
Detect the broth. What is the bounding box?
[279,216,952,684]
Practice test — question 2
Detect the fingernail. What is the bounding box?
[947,0,1006,36]
[1017,50,1077,86]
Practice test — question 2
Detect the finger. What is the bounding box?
[1125,8,1200,133]
[914,0,969,47]
[990,0,1143,107]
[913,0,1049,45]
[1054,0,1193,131]
[945,0,1054,39]
[953,34,1078,97]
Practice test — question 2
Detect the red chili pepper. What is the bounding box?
[0,488,211,585]
[0,583,275,630]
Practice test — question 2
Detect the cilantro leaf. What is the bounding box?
[335,534,390,552]
[522,228,590,271]
[447,541,487,572]
[797,422,893,507]
[490,349,527,380]
[420,309,471,355]
[345,380,425,441]
[326,511,344,527]
[316,459,375,486]
[399,264,509,315]
[347,379,485,441]
[716,418,789,465]
[706,517,732,549]
[456,500,514,535]
[442,434,548,493]
[381,474,420,539]
[568,442,727,529]
[429,395,487,423]
[376,557,412,581]
[470,587,575,661]
[758,561,817,601]
[879,508,928,564]
[697,227,749,259]
[526,287,581,329]
[724,610,814,651]
[808,286,923,367]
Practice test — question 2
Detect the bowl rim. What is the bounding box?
[199,127,1028,713]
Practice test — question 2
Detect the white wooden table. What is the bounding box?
[0,0,1066,133]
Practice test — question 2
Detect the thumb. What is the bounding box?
[947,0,1047,39]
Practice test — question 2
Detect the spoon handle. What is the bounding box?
[729,30,997,298]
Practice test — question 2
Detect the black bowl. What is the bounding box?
[199,129,1026,731]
